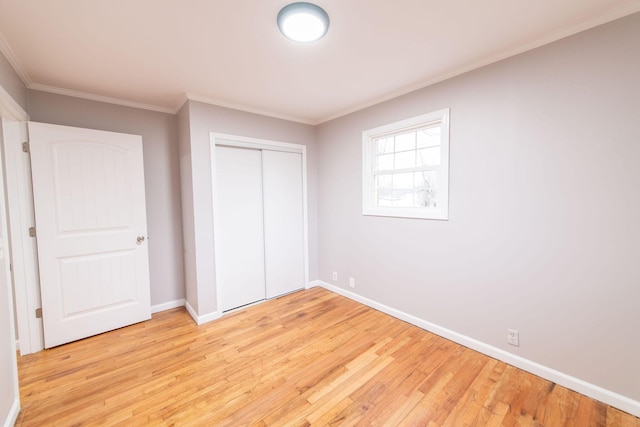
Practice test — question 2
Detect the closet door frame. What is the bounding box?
[210,133,309,313]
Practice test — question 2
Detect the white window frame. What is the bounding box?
[362,108,450,220]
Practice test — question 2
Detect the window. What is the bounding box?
[362,109,450,220]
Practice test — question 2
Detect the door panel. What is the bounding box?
[262,151,305,298]
[28,122,151,348]
[214,146,266,312]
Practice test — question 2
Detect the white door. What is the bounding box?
[28,122,151,348]
[214,146,266,312]
[263,150,305,298]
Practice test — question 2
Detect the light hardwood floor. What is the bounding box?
[15,287,640,426]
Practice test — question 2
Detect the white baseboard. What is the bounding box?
[184,301,221,325]
[3,397,20,427]
[315,281,640,418]
[305,280,323,289]
[151,299,185,314]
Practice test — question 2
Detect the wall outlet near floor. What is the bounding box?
[332,271,338,281]
[349,277,355,288]
[507,329,519,347]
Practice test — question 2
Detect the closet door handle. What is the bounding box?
[136,236,145,245]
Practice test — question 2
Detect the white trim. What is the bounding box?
[2,398,20,427]
[151,299,185,314]
[0,84,28,121]
[305,280,323,289]
[1,118,43,355]
[2,4,638,127]
[0,115,22,427]
[0,32,32,87]
[316,2,640,125]
[186,93,316,125]
[212,132,306,154]
[184,300,198,323]
[28,84,176,115]
[210,133,310,317]
[314,280,640,418]
[184,300,221,326]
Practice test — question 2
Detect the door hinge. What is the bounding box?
[35,307,42,319]
[28,226,36,237]
[22,141,30,153]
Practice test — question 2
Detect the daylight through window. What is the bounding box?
[362,109,449,220]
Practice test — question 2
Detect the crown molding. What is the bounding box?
[28,83,176,114]
[3,4,639,125]
[0,31,32,86]
[317,3,640,124]
[185,93,316,125]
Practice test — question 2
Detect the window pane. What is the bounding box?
[415,188,437,208]
[376,174,392,189]
[375,175,392,207]
[376,137,394,155]
[415,171,437,208]
[392,190,414,207]
[377,196,393,207]
[376,189,393,206]
[415,171,437,188]
[393,172,413,189]
[395,132,415,152]
[376,153,394,171]
[417,126,440,148]
[395,150,415,169]
[417,147,440,167]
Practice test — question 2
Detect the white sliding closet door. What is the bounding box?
[263,151,304,299]
[214,146,266,312]
[213,136,306,313]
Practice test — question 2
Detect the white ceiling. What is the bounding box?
[1,0,639,124]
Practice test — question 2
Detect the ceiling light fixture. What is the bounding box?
[277,2,330,43]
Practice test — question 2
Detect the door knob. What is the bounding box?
[136,236,145,245]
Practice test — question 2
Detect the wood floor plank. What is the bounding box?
[14,287,640,426]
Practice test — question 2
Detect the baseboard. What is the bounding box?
[151,299,185,314]
[305,280,323,289]
[184,301,221,326]
[3,397,20,427]
[315,281,640,418]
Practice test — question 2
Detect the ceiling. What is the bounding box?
[1,1,639,125]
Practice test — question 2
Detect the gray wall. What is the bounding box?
[0,51,27,113]
[177,103,198,312]
[28,90,185,307]
[179,100,318,317]
[316,12,640,401]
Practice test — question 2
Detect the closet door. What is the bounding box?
[262,150,305,298]
[214,146,266,312]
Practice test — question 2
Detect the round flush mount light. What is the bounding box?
[277,2,330,43]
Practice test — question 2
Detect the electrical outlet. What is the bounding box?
[349,277,355,288]
[332,271,338,281]
[507,329,519,347]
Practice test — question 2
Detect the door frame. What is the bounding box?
[0,82,28,425]
[0,85,44,355]
[210,132,309,315]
